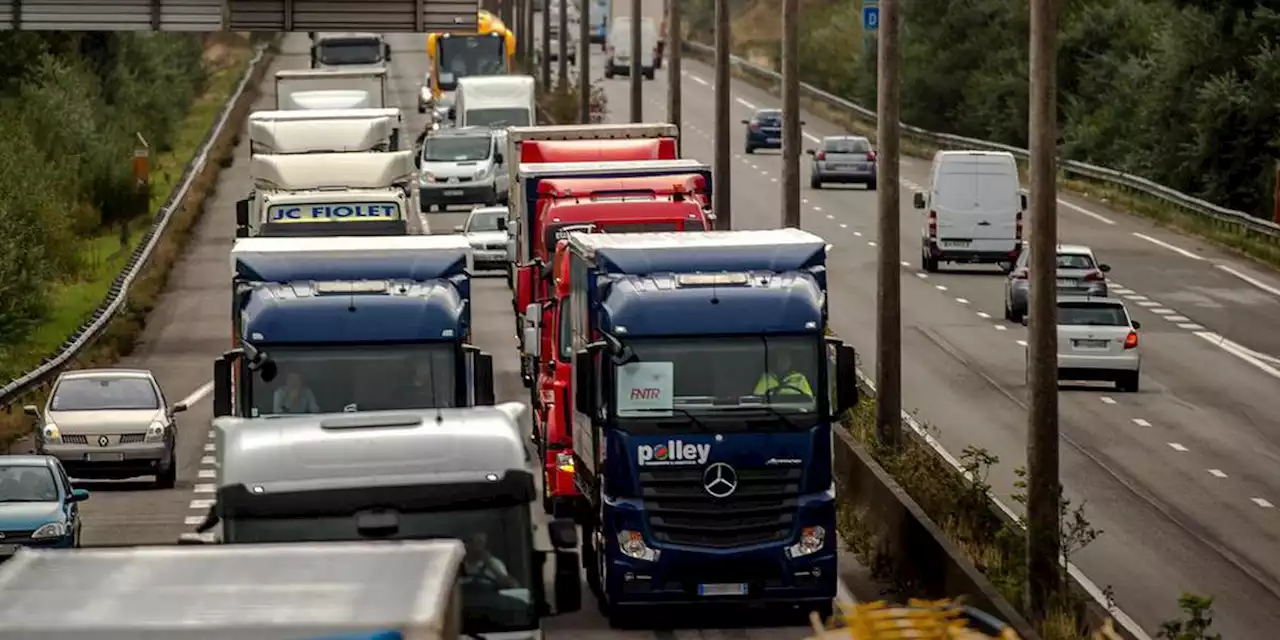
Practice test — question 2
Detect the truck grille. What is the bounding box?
[639,466,801,548]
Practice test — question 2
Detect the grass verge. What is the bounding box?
[0,34,279,448]
[681,41,1280,272]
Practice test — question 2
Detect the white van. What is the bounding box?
[604,16,657,80]
[913,150,1027,273]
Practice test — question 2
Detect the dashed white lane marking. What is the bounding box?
[1124,294,1148,301]
[770,177,778,182]
[955,298,969,305]
[1137,300,1161,307]
[1165,315,1191,322]
[826,214,835,220]
[200,456,214,465]
[868,241,877,247]
[1150,308,1175,315]
[190,499,214,509]
[977,311,991,319]
[1058,199,1116,225]
[900,261,910,267]
[839,223,848,229]
[1132,418,1151,427]
[1208,469,1228,478]
[1167,442,1189,452]
[1252,498,1275,509]
[803,131,822,143]
[194,484,215,494]
[203,443,214,452]
[993,324,1007,331]
[854,231,863,237]
[750,164,759,170]
[1099,396,1117,405]
[1178,323,1206,330]
[1132,232,1205,261]
[198,469,216,479]
[934,284,947,291]
[813,206,822,211]
[207,430,215,440]
[184,516,204,525]
[1016,339,1028,347]
[1112,288,1135,295]
[915,272,927,278]
[1216,264,1280,298]
[689,74,709,86]
[735,97,757,109]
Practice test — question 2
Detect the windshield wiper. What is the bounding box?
[714,404,806,430]
[624,407,711,432]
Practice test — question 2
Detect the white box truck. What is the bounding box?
[274,68,390,111]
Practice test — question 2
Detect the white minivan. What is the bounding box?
[913,150,1027,273]
[604,17,657,80]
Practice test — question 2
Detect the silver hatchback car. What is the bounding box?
[25,369,186,489]
[1003,243,1110,322]
[807,135,877,190]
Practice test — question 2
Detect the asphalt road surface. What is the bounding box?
[608,45,1280,638]
[54,31,859,639]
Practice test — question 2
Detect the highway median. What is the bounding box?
[0,34,280,450]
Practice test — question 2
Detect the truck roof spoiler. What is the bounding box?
[250,151,415,190]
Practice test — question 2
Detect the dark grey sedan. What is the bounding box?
[807,136,877,189]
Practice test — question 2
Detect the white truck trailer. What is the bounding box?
[248,108,404,154]
[275,68,390,111]
[0,540,466,639]
[235,151,418,237]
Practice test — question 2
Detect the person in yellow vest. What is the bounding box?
[753,349,814,398]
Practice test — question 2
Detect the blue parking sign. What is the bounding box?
[863,6,879,30]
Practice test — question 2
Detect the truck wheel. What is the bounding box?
[1116,371,1140,393]
[643,68,655,80]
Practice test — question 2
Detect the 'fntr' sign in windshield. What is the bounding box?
[267,203,400,222]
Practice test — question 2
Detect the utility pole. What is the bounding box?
[666,0,682,151]
[540,0,552,90]
[874,0,902,449]
[1026,0,1062,618]
[523,0,534,64]
[578,0,592,122]
[780,0,799,228]
[712,0,731,229]
[629,0,643,122]
[557,0,569,86]
[500,0,513,40]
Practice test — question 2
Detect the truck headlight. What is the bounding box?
[145,420,166,442]
[617,529,660,562]
[31,522,67,539]
[41,423,61,443]
[785,525,826,559]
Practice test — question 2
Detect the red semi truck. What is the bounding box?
[524,174,713,516]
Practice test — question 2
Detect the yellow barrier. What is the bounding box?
[803,600,1020,639]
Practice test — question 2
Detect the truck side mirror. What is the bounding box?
[835,344,859,414]
[235,198,249,227]
[1020,193,1028,210]
[212,353,235,418]
[22,405,38,417]
[474,353,495,405]
[913,192,926,209]
[524,303,542,358]
[574,350,595,415]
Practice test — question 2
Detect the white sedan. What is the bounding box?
[1022,296,1142,392]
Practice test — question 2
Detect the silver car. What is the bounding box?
[1021,296,1141,392]
[24,369,186,488]
[418,127,507,213]
[455,206,510,272]
[807,135,877,190]
[1003,243,1110,322]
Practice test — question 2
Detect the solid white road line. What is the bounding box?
[1132,232,1205,261]
[735,97,757,109]
[1216,264,1280,298]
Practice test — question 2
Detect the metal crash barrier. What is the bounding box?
[0,0,478,32]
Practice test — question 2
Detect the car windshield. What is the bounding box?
[228,505,535,635]
[823,138,870,153]
[0,465,58,503]
[466,108,531,128]
[423,136,491,162]
[467,211,506,232]
[248,344,457,416]
[50,377,159,411]
[612,335,822,418]
[1057,303,1128,326]
[315,39,384,66]
[436,36,506,90]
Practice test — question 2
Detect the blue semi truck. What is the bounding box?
[563,229,859,623]
[212,235,495,418]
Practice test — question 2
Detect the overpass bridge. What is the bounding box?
[0,0,478,31]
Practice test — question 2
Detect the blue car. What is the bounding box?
[0,455,88,561]
[742,108,805,154]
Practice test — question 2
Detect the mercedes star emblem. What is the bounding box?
[702,462,739,498]
[97,435,109,447]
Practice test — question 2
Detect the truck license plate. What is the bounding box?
[698,583,748,596]
[942,240,971,247]
[85,452,124,462]
[443,189,464,197]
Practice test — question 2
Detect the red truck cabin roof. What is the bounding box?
[536,174,708,199]
[518,138,678,163]
[535,199,708,259]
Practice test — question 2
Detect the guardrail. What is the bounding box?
[0,42,271,409]
[682,41,1280,240]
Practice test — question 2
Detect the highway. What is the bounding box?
[586,43,1280,637]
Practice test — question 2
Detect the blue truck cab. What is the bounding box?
[212,235,495,418]
[563,229,859,623]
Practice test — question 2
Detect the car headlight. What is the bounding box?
[41,423,61,443]
[31,522,67,539]
[421,172,436,183]
[785,525,826,559]
[145,420,167,442]
[617,529,660,562]
[474,167,489,179]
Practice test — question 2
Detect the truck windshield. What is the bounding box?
[466,108,531,128]
[423,135,492,162]
[316,38,385,66]
[542,220,700,256]
[227,505,535,635]
[436,36,506,90]
[248,344,457,416]
[612,336,821,416]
